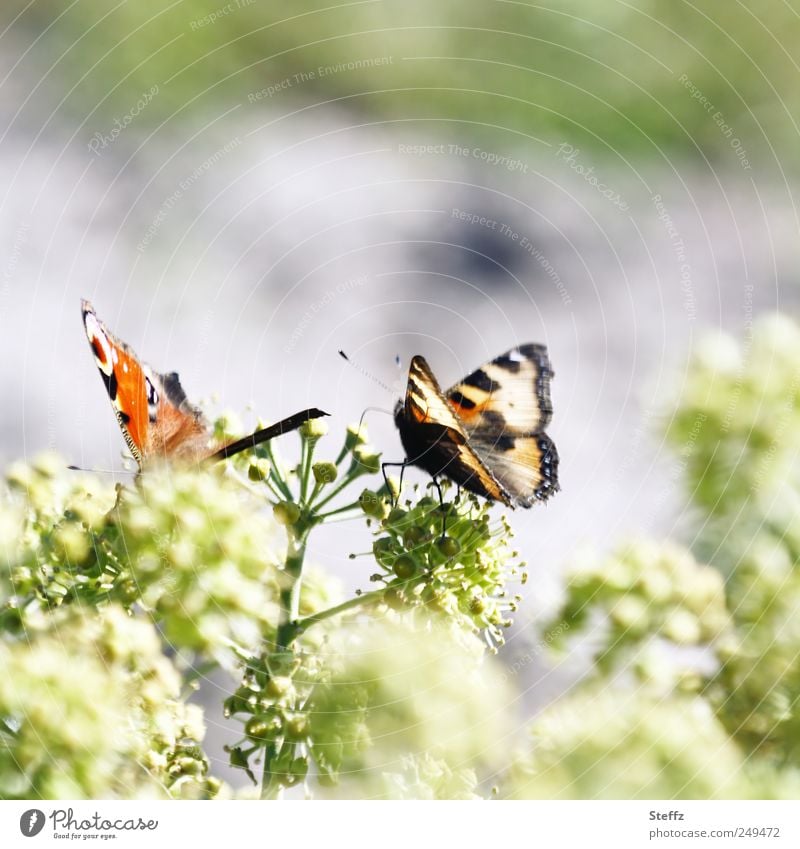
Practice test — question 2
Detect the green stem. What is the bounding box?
[314,499,363,521]
[263,442,293,501]
[276,534,307,649]
[298,436,311,502]
[334,439,351,466]
[261,530,308,799]
[261,741,281,799]
[311,470,362,513]
[306,479,323,508]
[294,587,385,634]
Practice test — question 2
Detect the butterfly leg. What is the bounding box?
[381,461,408,508]
[431,475,447,539]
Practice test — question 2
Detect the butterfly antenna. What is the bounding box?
[339,350,396,396]
[349,405,395,444]
[66,464,132,475]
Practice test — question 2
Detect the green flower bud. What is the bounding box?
[393,555,417,580]
[609,596,650,634]
[436,536,461,558]
[244,717,273,742]
[383,505,405,523]
[403,525,430,548]
[248,458,270,482]
[273,501,301,526]
[353,446,381,474]
[312,461,338,485]
[174,756,204,777]
[360,489,389,519]
[300,418,329,440]
[265,676,294,698]
[345,423,369,450]
[285,713,310,740]
[53,524,91,563]
[384,587,407,610]
[663,608,701,644]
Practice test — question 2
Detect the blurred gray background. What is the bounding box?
[1,0,798,783]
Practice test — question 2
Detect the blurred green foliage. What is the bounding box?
[666,314,800,764]
[8,0,799,164]
[513,313,800,798]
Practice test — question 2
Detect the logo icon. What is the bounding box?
[19,810,45,837]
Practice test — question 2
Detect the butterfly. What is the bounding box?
[81,299,327,469]
[390,344,559,508]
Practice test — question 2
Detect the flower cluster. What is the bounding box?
[363,483,526,645]
[0,604,216,799]
[225,617,511,797]
[2,457,287,663]
[545,539,731,689]
[1,453,117,627]
[377,753,480,800]
[506,685,762,799]
[0,415,529,801]
[666,313,800,522]
[667,315,800,761]
[107,467,285,660]
[708,535,800,760]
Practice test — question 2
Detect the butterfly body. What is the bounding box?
[82,299,326,468]
[393,345,559,507]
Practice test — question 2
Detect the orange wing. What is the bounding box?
[399,355,511,504]
[81,300,211,467]
[82,299,322,468]
[446,344,559,507]
[82,300,150,466]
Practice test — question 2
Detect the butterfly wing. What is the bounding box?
[82,300,151,467]
[446,344,559,507]
[81,300,211,466]
[145,369,212,463]
[396,356,511,504]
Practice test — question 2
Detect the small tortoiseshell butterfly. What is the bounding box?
[81,299,327,468]
[391,345,559,507]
